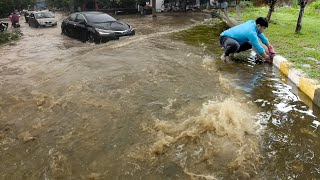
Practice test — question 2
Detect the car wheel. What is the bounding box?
[87,32,96,43]
[62,27,68,36]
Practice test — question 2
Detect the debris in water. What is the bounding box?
[19,131,37,142]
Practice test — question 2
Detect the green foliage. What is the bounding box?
[309,0,320,9]
[0,31,22,44]
[118,0,136,8]
[240,1,254,8]
[305,6,319,15]
[0,0,35,17]
[292,0,299,8]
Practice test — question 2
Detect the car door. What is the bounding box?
[73,14,88,41]
[65,13,77,37]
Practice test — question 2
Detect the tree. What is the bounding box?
[0,0,35,17]
[266,0,277,22]
[295,0,308,33]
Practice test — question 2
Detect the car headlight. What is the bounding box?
[39,21,45,24]
[95,28,114,35]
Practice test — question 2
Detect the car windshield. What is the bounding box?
[35,12,53,19]
[85,13,116,23]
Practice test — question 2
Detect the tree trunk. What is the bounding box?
[295,0,308,33]
[295,7,304,33]
[152,0,156,17]
[266,8,272,22]
[266,0,277,22]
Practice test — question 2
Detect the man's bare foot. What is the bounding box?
[220,53,230,61]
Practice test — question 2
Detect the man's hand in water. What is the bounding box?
[265,55,272,63]
[268,45,276,54]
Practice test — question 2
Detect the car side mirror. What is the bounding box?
[79,21,86,25]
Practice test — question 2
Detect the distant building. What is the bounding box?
[35,0,46,9]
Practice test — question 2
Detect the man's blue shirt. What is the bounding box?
[220,20,269,54]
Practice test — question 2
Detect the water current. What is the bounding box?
[0,12,319,179]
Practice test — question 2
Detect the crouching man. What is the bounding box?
[219,17,276,63]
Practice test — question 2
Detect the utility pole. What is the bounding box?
[152,0,156,17]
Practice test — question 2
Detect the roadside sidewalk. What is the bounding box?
[209,11,320,108]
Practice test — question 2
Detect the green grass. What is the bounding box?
[229,6,320,82]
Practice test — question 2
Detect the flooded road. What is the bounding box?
[0,12,320,179]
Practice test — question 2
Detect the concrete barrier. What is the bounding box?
[273,55,320,107]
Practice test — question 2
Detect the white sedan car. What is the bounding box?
[28,11,57,28]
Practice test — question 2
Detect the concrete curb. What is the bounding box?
[207,11,320,107]
[273,55,320,107]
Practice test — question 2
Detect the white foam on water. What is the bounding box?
[149,97,261,179]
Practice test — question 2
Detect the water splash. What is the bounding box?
[129,89,262,179]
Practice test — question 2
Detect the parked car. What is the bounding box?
[28,11,57,28]
[61,11,135,43]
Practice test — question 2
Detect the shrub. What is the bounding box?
[309,0,320,9]
[0,31,22,44]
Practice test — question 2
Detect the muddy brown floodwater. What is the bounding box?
[0,12,320,179]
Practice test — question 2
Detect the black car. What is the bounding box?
[61,11,135,43]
